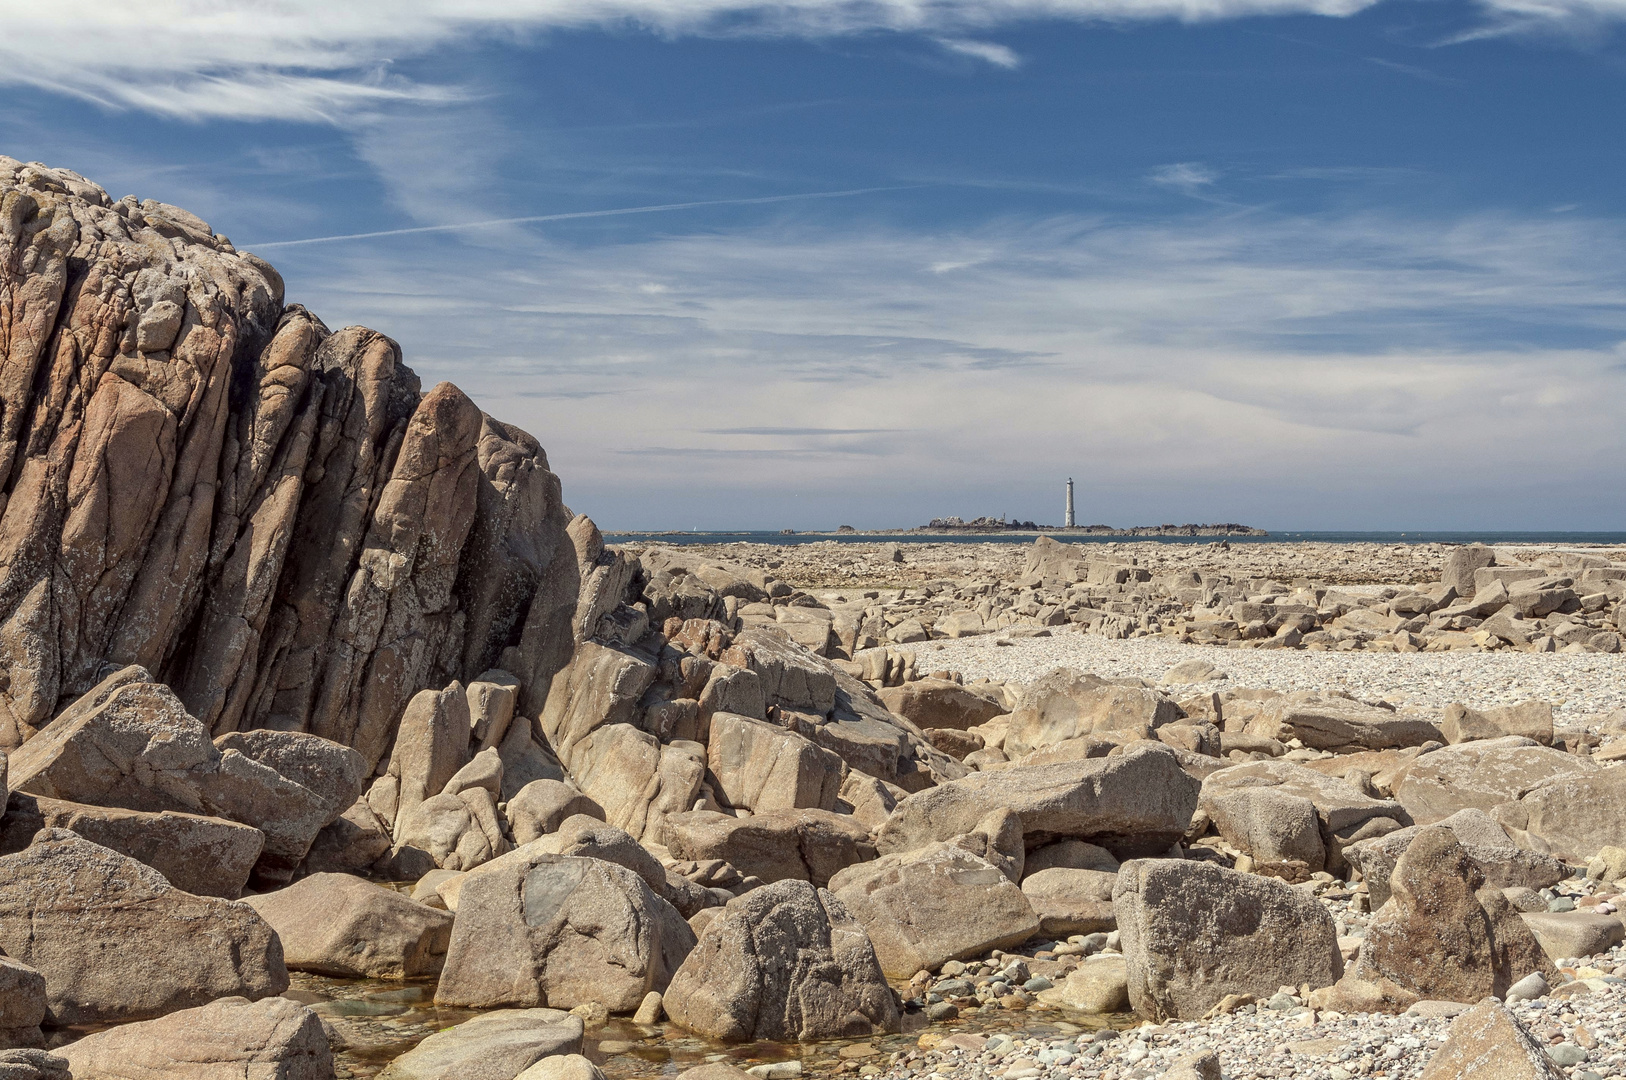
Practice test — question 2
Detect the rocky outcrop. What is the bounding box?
[376,1009,583,1080]
[663,809,874,887]
[242,873,453,979]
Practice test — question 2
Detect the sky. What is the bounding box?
[4,1,1626,531]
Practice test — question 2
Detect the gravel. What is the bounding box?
[918,628,1626,722]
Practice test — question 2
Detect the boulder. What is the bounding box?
[922,728,982,760]
[1518,911,1625,962]
[435,851,696,1013]
[834,771,905,830]
[1113,859,1343,1020]
[829,845,1038,976]
[387,683,472,827]
[663,809,874,888]
[876,744,1200,860]
[1442,545,1495,598]
[0,1050,67,1080]
[563,724,705,844]
[539,643,657,770]
[393,786,510,872]
[521,814,710,915]
[9,670,335,886]
[0,792,263,898]
[1200,759,1409,873]
[1020,868,1118,935]
[876,680,1005,732]
[1002,670,1179,758]
[1392,738,1596,826]
[507,780,606,845]
[0,953,46,1050]
[1353,827,1557,1002]
[707,713,845,813]
[1492,766,1626,861]
[517,1054,605,1080]
[302,798,393,876]
[57,996,331,1080]
[1440,702,1553,747]
[1342,809,1569,908]
[376,1009,584,1080]
[663,880,900,1041]
[0,832,287,1025]
[1248,692,1440,751]
[1418,1001,1563,1080]
[242,873,453,978]
[467,671,520,752]
[1035,955,1129,1013]
[212,728,368,821]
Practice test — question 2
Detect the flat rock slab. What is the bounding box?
[243,872,453,979]
[376,1009,584,1080]
[58,996,331,1080]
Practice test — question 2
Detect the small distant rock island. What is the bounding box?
[912,517,1267,536]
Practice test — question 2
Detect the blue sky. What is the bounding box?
[5,0,1626,530]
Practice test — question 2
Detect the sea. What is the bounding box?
[605,530,1626,547]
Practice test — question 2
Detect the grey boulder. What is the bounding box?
[242,872,453,978]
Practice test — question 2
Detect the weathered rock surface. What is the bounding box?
[1200,758,1408,873]
[1002,670,1179,758]
[1343,809,1569,908]
[830,845,1039,976]
[1019,867,1118,936]
[1440,701,1554,746]
[507,780,606,845]
[1035,955,1130,1013]
[242,872,453,978]
[1492,765,1626,861]
[375,1009,584,1080]
[1113,858,1343,1020]
[57,996,331,1080]
[0,792,263,898]
[1248,692,1441,751]
[1417,1000,1564,1080]
[876,679,1005,732]
[1353,827,1557,1002]
[876,744,1199,860]
[0,953,46,1051]
[435,850,695,1013]
[0,832,286,1025]
[1518,911,1625,962]
[1391,738,1596,826]
[663,880,900,1042]
[663,809,874,888]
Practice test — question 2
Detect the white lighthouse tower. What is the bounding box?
[1065,478,1075,529]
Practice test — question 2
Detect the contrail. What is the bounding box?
[243,186,909,249]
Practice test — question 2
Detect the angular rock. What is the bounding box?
[212,728,368,821]
[876,744,1200,860]
[393,786,510,872]
[719,628,837,714]
[539,643,657,770]
[1034,955,1129,1013]
[1442,545,1496,598]
[663,880,900,1041]
[242,873,453,978]
[565,724,705,844]
[1249,692,1441,751]
[707,713,844,813]
[1418,1000,1563,1080]
[1003,670,1180,758]
[435,851,696,1013]
[1113,859,1343,1020]
[1201,759,1409,874]
[1440,701,1554,747]
[57,996,331,1080]
[834,771,906,829]
[1353,827,1557,1002]
[1022,839,1120,877]
[1343,809,1569,908]
[664,809,874,888]
[376,1009,584,1080]
[387,683,472,828]
[829,845,1038,976]
[0,832,287,1025]
[0,792,263,898]
[0,1049,67,1080]
[1392,738,1596,826]
[302,798,393,875]
[1518,911,1625,962]
[0,953,46,1050]
[1492,765,1626,861]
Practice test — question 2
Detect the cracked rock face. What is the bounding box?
[0,157,577,771]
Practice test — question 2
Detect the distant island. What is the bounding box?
[905,517,1268,536]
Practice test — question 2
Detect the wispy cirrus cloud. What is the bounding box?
[11,0,1622,125]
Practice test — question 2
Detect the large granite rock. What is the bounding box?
[1353,827,1557,1002]
[1518,911,1625,962]
[1002,670,1180,757]
[830,845,1038,976]
[1020,868,1118,936]
[1391,738,1596,826]
[377,1009,583,1080]
[1492,766,1626,861]
[1440,701,1554,746]
[876,679,1005,732]
[663,809,874,888]
[1248,692,1441,751]
[435,850,696,1013]
[1343,809,1569,908]
[563,723,705,844]
[57,996,331,1080]
[707,713,845,813]
[242,873,454,978]
[507,780,605,845]
[663,880,900,1042]
[1113,859,1343,1020]
[0,831,287,1025]
[9,670,339,886]
[386,683,472,827]
[0,791,263,898]
[0,952,46,1051]
[1200,759,1409,873]
[876,744,1200,860]
[719,628,837,714]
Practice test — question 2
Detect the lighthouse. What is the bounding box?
[1065,478,1075,529]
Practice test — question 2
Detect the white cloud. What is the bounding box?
[260,205,1626,528]
[1149,162,1220,192]
[936,37,1023,66]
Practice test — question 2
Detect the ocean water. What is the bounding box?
[606,530,1626,547]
